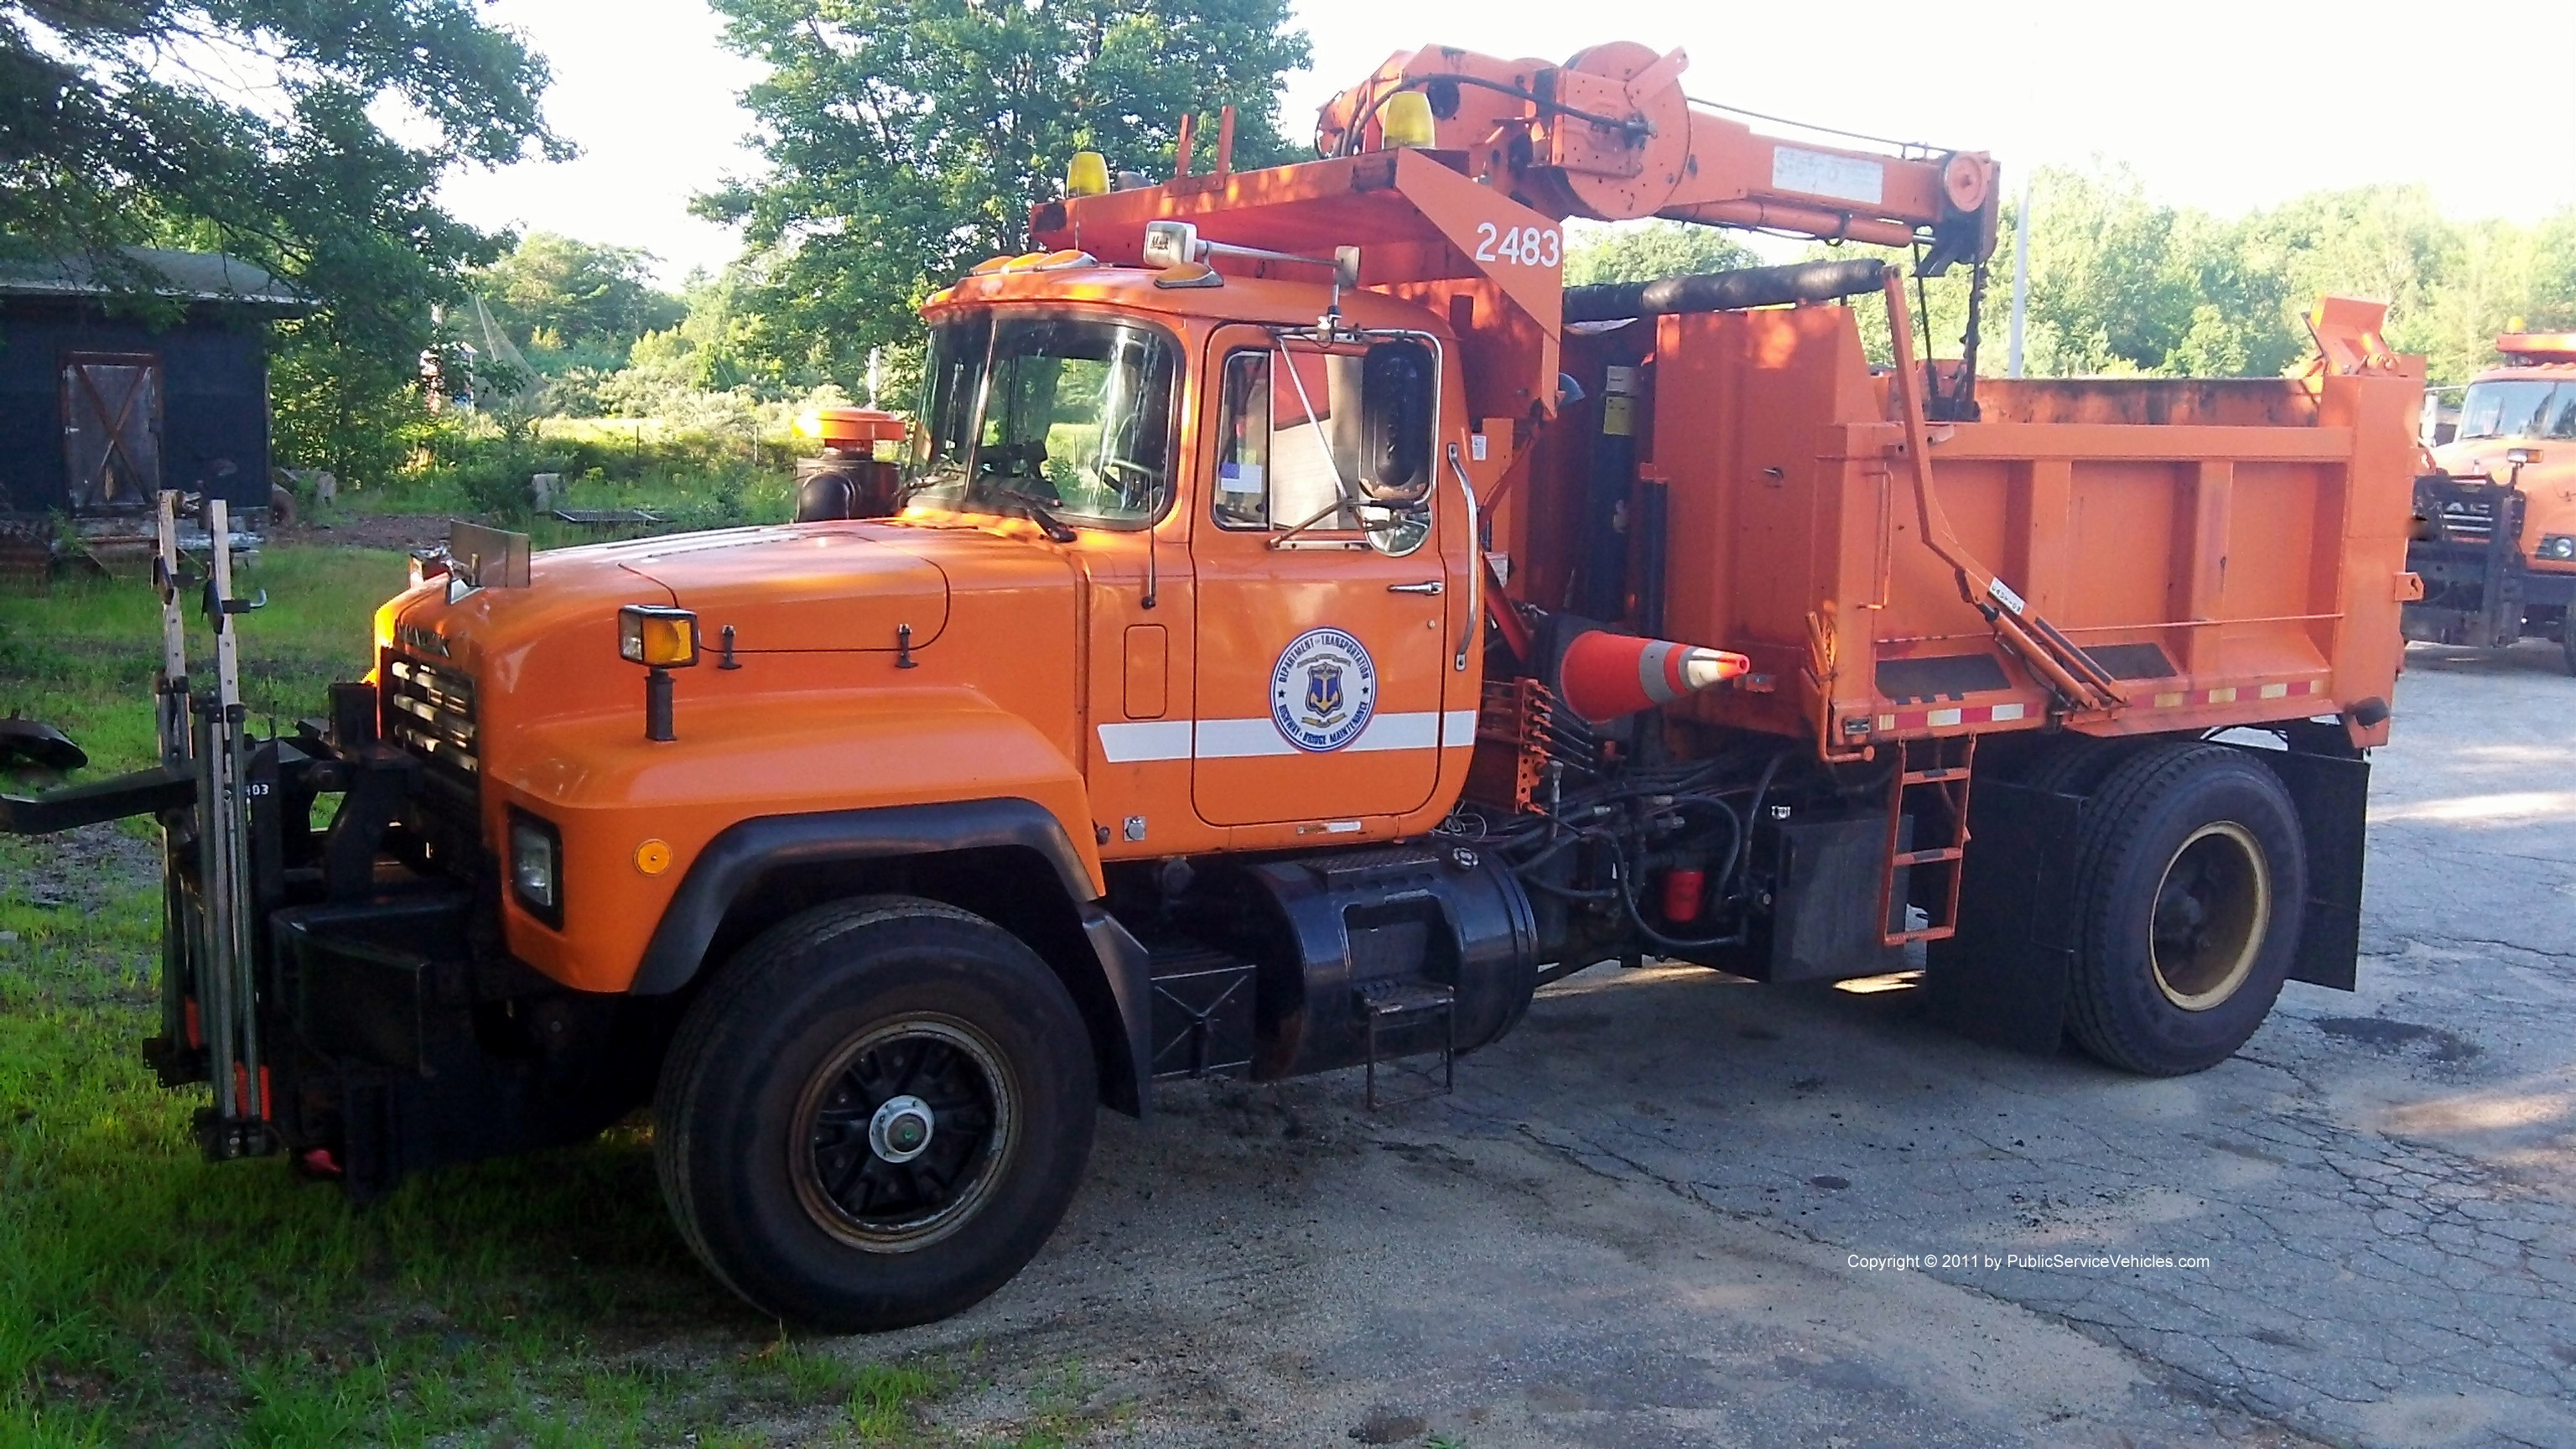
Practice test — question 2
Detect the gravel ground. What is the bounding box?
[855,644,2574,1448]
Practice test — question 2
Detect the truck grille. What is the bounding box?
[382,653,480,784]
[2433,497,2497,545]
[2414,475,2516,548]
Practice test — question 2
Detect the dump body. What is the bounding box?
[1497,307,2415,755]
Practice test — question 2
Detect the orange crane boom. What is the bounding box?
[1314,40,1998,271]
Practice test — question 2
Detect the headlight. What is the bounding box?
[509,809,564,927]
[2543,535,2576,561]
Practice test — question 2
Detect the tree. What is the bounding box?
[1971,166,2298,381]
[2,0,564,480]
[1562,220,1757,287]
[699,0,1310,377]
[475,233,685,371]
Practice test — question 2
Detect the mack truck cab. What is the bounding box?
[2407,332,2576,671]
[334,255,1511,1327]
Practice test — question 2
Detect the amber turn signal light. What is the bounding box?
[619,605,700,669]
[619,605,700,742]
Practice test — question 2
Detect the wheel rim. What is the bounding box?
[790,1015,1017,1252]
[2149,821,2272,1011]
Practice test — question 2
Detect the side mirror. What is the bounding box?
[1358,341,1433,503]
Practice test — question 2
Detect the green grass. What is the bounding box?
[322,413,802,538]
[0,548,407,776]
[0,548,957,1445]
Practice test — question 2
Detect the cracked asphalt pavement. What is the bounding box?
[873,645,2574,1448]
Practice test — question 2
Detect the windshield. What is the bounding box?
[906,314,1178,528]
[2458,378,2576,441]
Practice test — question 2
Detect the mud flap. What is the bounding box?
[2249,744,2368,992]
[1922,778,2085,1054]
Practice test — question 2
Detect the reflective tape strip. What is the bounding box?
[1877,700,2036,731]
[1194,717,1298,759]
[1097,720,1193,763]
[1871,679,2323,735]
[1637,639,1685,704]
[1098,709,1480,763]
[1343,711,1438,752]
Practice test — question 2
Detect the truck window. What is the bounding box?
[1213,350,1274,527]
[1214,339,1436,532]
[915,314,989,486]
[906,314,1178,529]
[2458,378,2576,441]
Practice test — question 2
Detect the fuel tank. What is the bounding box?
[1189,843,1538,1081]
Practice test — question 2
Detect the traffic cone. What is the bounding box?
[1557,630,1750,723]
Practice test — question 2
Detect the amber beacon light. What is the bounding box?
[618,605,699,741]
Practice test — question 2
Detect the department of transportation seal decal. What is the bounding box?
[1270,627,1376,752]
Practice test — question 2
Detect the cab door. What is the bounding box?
[1190,325,1451,828]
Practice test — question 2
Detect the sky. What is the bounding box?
[437,0,2576,288]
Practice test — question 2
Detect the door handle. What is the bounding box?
[1387,580,1443,595]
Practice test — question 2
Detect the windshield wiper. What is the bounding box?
[988,486,1078,543]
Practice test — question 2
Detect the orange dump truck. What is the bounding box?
[2408,331,2576,670]
[1,40,2422,1330]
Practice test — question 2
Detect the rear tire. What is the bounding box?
[2561,620,2575,677]
[2007,732,2134,797]
[2062,744,2305,1076]
[655,896,1097,1331]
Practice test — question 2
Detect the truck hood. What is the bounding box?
[2433,439,2559,486]
[606,522,958,654]
[392,519,1072,683]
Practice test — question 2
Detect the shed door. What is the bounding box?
[61,352,163,510]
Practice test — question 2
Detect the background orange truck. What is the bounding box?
[3,39,2423,1331]
[2408,330,2576,670]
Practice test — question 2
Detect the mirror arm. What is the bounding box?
[1265,497,1359,550]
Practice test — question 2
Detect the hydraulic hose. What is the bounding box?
[1562,258,1893,325]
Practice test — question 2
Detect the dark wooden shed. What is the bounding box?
[0,248,307,520]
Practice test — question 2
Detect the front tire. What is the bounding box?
[2062,743,2306,1076]
[656,896,1097,1331]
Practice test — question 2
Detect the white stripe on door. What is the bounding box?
[1095,719,1192,763]
[1097,709,1478,763]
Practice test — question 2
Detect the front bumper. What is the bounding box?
[2403,475,2576,646]
[4,678,661,1195]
